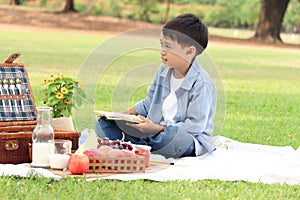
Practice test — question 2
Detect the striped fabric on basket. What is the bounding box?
[0,65,36,121]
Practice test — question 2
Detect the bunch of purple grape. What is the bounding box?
[97,137,133,150]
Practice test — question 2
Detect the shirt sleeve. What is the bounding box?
[134,66,161,117]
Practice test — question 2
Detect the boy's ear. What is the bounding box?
[186,46,196,58]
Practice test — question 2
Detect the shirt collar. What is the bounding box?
[181,58,201,90]
[160,58,201,90]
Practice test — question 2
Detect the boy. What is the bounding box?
[95,13,217,158]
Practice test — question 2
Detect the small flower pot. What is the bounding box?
[51,116,75,131]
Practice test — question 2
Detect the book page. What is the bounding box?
[93,110,143,123]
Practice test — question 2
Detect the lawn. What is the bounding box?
[0,25,299,199]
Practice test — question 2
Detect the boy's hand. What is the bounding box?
[122,107,138,115]
[126,116,164,135]
[96,113,105,118]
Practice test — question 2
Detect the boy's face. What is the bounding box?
[160,33,195,74]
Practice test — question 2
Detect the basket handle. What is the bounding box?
[5,52,22,63]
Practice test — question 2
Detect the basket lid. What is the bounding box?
[0,53,36,122]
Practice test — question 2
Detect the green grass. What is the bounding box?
[0,177,299,200]
[0,26,300,199]
[207,47,300,148]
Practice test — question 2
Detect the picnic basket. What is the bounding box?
[0,53,80,164]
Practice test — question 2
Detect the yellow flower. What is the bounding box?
[42,72,86,118]
[58,74,64,79]
[55,92,64,99]
[65,99,71,104]
[61,87,68,94]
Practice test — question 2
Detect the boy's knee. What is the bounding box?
[153,141,194,159]
[149,126,194,158]
[94,120,106,138]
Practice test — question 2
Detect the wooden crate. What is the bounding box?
[88,156,146,173]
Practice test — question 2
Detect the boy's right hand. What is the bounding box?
[97,113,105,118]
[126,116,164,135]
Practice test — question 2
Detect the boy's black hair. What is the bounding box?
[162,13,208,55]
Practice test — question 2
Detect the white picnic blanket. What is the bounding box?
[1,136,300,185]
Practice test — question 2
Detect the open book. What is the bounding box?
[93,110,143,124]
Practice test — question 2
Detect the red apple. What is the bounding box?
[68,153,90,175]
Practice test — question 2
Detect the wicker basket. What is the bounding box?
[88,156,146,173]
[0,130,80,164]
[0,53,81,164]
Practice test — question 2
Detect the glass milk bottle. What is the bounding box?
[31,107,54,168]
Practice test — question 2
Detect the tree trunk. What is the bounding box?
[163,0,171,24]
[9,0,21,5]
[63,0,77,12]
[140,0,150,22]
[253,0,290,43]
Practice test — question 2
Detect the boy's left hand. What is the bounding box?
[126,116,163,135]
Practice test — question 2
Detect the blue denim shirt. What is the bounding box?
[134,58,217,153]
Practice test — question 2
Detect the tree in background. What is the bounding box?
[253,0,290,43]
[204,0,260,28]
[163,0,172,23]
[63,0,76,12]
[138,0,155,22]
[124,0,163,22]
[9,0,21,5]
[282,0,300,33]
[4,0,300,45]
